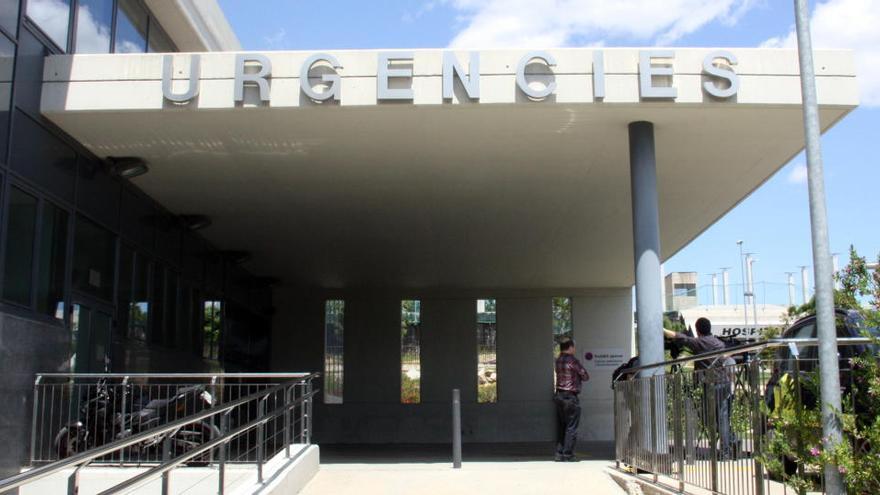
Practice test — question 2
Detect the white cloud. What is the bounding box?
[73,4,111,54]
[787,163,809,185]
[27,0,71,48]
[442,0,758,49]
[263,28,288,49]
[760,0,880,106]
[403,1,439,23]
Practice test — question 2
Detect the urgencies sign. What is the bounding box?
[161,50,739,104]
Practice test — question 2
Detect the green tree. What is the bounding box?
[763,246,880,494]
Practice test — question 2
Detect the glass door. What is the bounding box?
[71,298,114,373]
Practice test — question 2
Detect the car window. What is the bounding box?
[779,322,817,372]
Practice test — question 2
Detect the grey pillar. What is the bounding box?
[629,121,665,375]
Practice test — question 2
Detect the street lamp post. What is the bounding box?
[720,267,731,305]
[793,0,844,491]
[746,254,758,328]
[789,273,796,307]
[738,241,748,327]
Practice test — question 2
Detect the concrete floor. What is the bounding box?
[300,444,624,495]
[300,460,625,495]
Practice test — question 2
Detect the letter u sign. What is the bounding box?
[162,55,201,103]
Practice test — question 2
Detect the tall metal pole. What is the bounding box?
[720,268,731,305]
[738,241,748,326]
[786,272,796,307]
[793,0,844,491]
[800,265,810,304]
[711,273,718,305]
[747,255,759,327]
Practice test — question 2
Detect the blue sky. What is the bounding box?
[219,0,879,305]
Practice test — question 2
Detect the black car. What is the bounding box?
[765,309,878,408]
[763,309,879,474]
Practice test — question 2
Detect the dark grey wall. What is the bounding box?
[0,312,70,480]
[270,288,630,445]
[0,8,274,482]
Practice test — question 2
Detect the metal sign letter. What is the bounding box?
[702,50,739,98]
[516,51,557,99]
[234,54,272,103]
[377,52,414,100]
[162,55,200,103]
[300,53,342,102]
[639,50,677,99]
[442,52,480,101]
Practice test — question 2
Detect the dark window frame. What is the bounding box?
[23,0,178,54]
[0,178,72,327]
[0,0,21,41]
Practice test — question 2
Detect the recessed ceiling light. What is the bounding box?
[180,214,212,231]
[107,156,149,179]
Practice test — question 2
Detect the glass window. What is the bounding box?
[129,251,149,341]
[0,0,19,37]
[114,0,147,53]
[72,215,115,301]
[202,300,221,360]
[116,245,133,336]
[10,111,77,203]
[35,202,68,319]
[401,300,421,404]
[147,20,174,53]
[324,300,344,404]
[552,297,573,388]
[26,0,70,50]
[150,263,165,345]
[165,271,178,347]
[178,284,197,354]
[0,35,12,166]
[2,187,38,306]
[477,299,497,403]
[552,297,573,353]
[673,283,696,297]
[74,0,112,53]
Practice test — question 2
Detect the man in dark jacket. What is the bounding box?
[664,317,738,459]
[554,338,589,462]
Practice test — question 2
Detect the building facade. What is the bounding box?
[0,0,860,479]
[0,0,253,479]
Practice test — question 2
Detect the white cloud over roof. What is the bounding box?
[444,0,757,49]
[761,0,880,106]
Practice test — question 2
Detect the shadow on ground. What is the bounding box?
[318,442,614,464]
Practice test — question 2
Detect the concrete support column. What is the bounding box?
[629,121,665,374]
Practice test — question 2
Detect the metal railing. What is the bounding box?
[613,338,875,495]
[1,372,318,495]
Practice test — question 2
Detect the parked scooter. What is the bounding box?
[54,379,221,464]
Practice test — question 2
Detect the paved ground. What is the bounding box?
[300,460,624,495]
[299,443,625,495]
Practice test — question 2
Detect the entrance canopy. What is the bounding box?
[40,48,857,289]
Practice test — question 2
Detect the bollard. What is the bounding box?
[452,389,462,469]
[161,436,171,495]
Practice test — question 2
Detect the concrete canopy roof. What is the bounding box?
[40,48,857,290]
[143,0,240,52]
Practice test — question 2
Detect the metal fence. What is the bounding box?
[613,338,875,495]
[2,372,318,495]
[30,372,317,466]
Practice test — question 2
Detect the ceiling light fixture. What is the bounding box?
[222,250,252,265]
[179,214,212,231]
[107,156,149,179]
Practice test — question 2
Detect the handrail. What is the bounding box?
[0,372,319,494]
[99,388,319,495]
[35,372,316,379]
[614,337,875,381]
